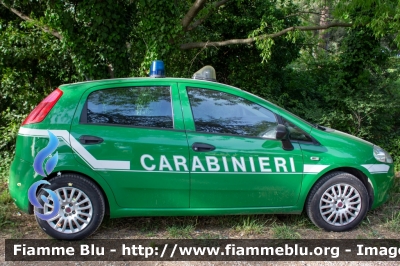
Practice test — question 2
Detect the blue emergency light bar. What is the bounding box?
[149,60,165,78]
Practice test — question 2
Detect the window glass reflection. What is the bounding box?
[86,86,173,128]
[187,88,277,137]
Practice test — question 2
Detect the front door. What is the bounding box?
[179,84,304,208]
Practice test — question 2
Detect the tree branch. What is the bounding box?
[0,1,63,40]
[187,0,230,31]
[180,22,352,49]
[284,11,322,18]
[182,0,207,31]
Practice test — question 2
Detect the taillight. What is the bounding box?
[21,88,63,126]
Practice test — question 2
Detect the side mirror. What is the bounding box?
[275,124,287,140]
[275,124,294,151]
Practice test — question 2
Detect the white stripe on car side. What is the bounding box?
[361,164,390,174]
[303,164,329,174]
[22,128,386,176]
[18,128,130,170]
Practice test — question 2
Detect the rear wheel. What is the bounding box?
[306,171,369,232]
[35,173,105,240]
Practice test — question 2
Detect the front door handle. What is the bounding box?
[79,135,104,145]
[192,142,215,152]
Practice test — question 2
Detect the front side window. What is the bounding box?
[83,86,173,129]
[187,87,278,137]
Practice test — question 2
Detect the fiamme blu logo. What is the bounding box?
[28,131,60,220]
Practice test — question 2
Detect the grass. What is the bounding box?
[0,177,16,229]
[372,177,400,233]
[276,213,316,229]
[167,224,195,238]
[0,156,26,233]
[386,211,400,233]
[349,176,400,238]
[272,224,301,239]
[348,177,400,240]
[234,216,266,235]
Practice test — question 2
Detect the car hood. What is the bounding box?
[311,126,373,149]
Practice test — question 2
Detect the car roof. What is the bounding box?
[59,77,241,91]
[58,76,287,116]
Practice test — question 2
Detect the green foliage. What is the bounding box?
[0,7,78,162]
[249,0,301,62]
[45,0,135,78]
[319,28,396,138]
[282,27,400,168]
[0,156,14,228]
[182,0,303,102]
[335,0,400,46]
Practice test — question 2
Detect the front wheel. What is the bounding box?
[34,173,105,240]
[306,171,369,232]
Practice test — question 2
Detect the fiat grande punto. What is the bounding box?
[9,63,394,240]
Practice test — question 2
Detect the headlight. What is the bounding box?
[373,145,393,163]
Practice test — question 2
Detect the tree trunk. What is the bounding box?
[318,6,330,50]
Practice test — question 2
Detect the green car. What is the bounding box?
[9,63,394,240]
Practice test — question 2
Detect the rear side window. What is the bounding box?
[187,87,278,137]
[81,86,173,129]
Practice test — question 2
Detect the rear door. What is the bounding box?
[179,83,304,208]
[70,81,190,208]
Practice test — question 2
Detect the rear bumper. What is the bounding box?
[8,157,37,214]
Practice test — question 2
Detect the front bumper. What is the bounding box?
[370,165,395,210]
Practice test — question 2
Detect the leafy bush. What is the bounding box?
[282,28,400,169]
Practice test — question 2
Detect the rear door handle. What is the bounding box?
[192,142,215,152]
[79,135,103,145]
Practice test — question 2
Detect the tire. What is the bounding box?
[34,173,105,240]
[306,171,369,232]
